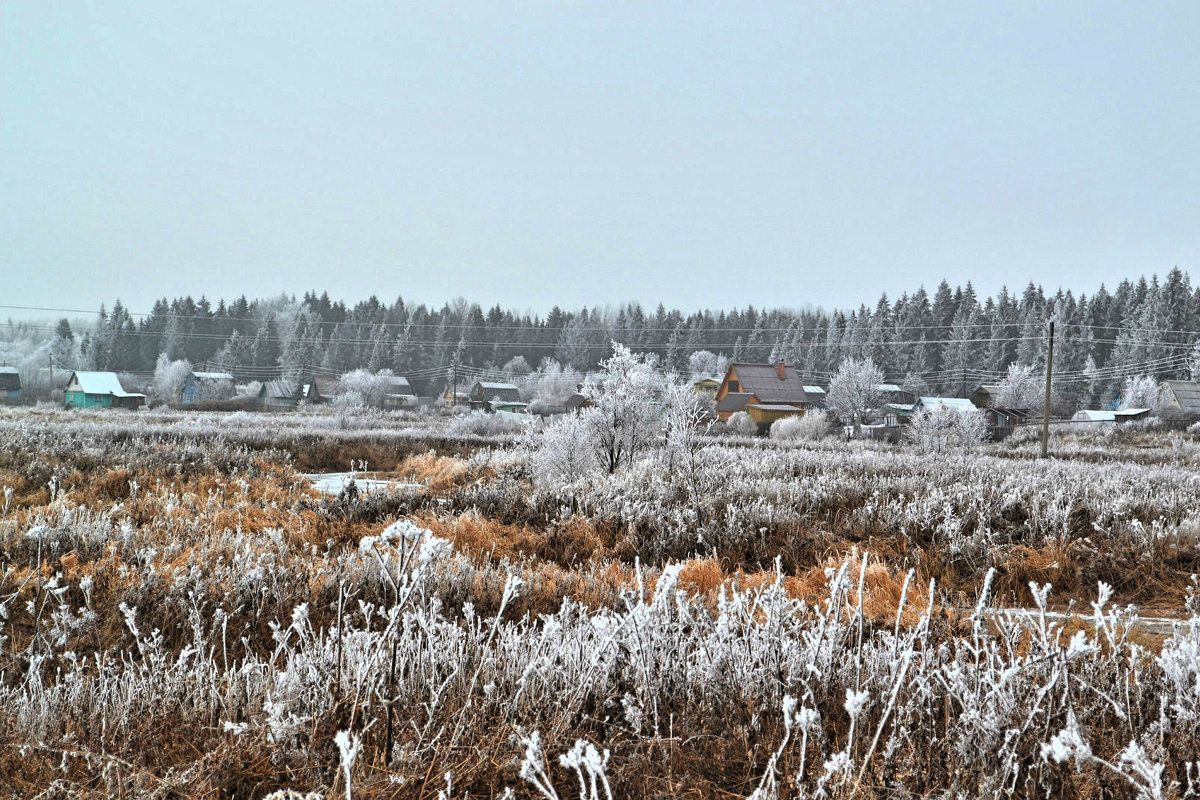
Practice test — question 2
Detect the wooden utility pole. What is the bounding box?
[1040,321,1054,459]
[452,360,458,406]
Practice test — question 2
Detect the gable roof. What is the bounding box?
[728,363,816,405]
[472,380,521,401]
[1162,381,1200,412]
[259,379,299,399]
[191,371,234,382]
[69,371,139,397]
[382,375,413,393]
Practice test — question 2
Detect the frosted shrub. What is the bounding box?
[908,406,988,452]
[725,411,756,436]
[447,411,524,437]
[769,411,828,442]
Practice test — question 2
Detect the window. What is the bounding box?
[728,380,739,393]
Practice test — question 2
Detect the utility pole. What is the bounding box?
[48,355,54,402]
[452,360,458,407]
[1040,320,1054,459]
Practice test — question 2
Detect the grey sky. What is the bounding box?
[3,2,1198,318]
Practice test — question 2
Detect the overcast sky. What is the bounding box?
[3,2,1198,318]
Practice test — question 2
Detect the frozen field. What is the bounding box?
[1,404,1199,798]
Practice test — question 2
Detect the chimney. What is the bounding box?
[776,362,786,381]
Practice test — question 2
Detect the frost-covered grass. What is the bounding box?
[1,408,1200,797]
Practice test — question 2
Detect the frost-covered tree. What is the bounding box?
[826,357,885,430]
[529,413,596,490]
[687,350,729,380]
[520,359,583,413]
[580,343,665,473]
[49,319,78,371]
[337,368,400,408]
[1120,375,1159,410]
[150,353,192,405]
[502,355,532,376]
[995,363,1043,411]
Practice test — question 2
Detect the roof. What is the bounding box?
[747,403,805,412]
[1162,381,1200,412]
[69,371,139,397]
[381,376,412,391]
[564,392,588,410]
[728,363,816,405]
[876,384,902,393]
[916,396,977,413]
[1075,408,1150,422]
[974,384,1001,395]
[803,385,826,395]
[472,381,521,402]
[191,371,234,381]
[716,392,753,413]
[260,379,299,399]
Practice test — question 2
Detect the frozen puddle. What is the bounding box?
[303,472,421,496]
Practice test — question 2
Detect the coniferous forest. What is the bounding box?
[7,267,1200,406]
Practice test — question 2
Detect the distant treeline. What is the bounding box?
[37,268,1200,403]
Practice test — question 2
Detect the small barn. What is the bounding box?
[258,379,300,411]
[876,384,916,406]
[0,367,20,402]
[382,375,416,408]
[470,381,521,411]
[1072,408,1151,423]
[64,371,146,409]
[183,371,235,404]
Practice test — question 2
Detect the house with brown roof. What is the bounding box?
[714,362,822,429]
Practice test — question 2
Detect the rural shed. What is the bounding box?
[382,375,416,407]
[0,367,19,402]
[64,371,146,409]
[183,371,235,404]
[1072,408,1151,423]
[258,379,300,410]
[971,384,1002,408]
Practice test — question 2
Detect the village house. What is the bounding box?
[64,371,146,409]
[1159,381,1200,418]
[442,379,473,406]
[301,376,338,405]
[0,367,20,403]
[692,377,721,397]
[469,380,521,411]
[714,362,823,429]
